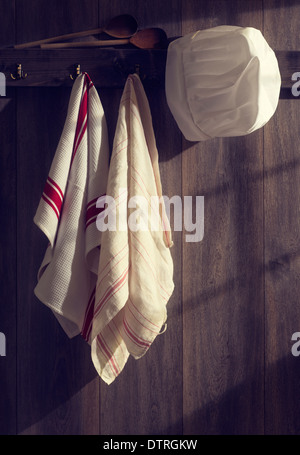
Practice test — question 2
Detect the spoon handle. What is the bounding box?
[40,39,129,49]
[14,28,104,49]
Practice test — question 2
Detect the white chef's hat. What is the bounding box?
[165,25,281,141]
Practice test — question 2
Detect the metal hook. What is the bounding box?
[135,64,140,76]
[70,64,81,80]
[134,63,146,81]
[113,59,146,82]
[11,63,28,80]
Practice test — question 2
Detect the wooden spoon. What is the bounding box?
[14,14,138,49]
[41,28,168,50]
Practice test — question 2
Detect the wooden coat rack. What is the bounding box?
[0,48,167,87]
[0,48,299,93]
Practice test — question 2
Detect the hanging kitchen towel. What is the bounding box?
[33,72,109,339]
[82,73,174,384]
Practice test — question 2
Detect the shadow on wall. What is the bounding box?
[15,140,300,435]
[14,227,300,435]
[16,299,99,435]
[103,0,300,34]
[175,246,300,318]
[15,320,300,435]
[1,76,298,434]
[163,354,300,435]
[10,229,300,434]
[144,87,291,162]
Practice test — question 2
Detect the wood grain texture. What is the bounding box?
[98,0,183,436]
[1,49,295,90]
[16,87,100,435]
[182,0,265,435]
[264,0,300,435]
[14,1,101,435]
[2,49,168,88]
[0,90,16,435]
[98,0,182,38]
[1,0,300,436]
[0,0,16,435]
[16,0,99,45]
[0,0,15,47]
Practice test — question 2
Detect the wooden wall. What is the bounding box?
[0,0,300,435]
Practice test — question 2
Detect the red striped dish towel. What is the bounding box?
[83,73,174,384]
[33,73,109,339]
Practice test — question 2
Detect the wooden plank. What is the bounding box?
[264,0,300,435]
[15,0,99,46]
[98,0,182,35]
[16,86,100,435]
[182,0,265,435]
[16,0,100,435]
[276,51,300,92]
[0,0,16,436]
[0,90,16,435]
[0,0,15,47]
[1,49,168,88]
[0,47,297,89]
[99,0,183,436]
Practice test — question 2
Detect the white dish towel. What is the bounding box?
[83,74,174,384]
[34,72,174,385]
[34,72,110,339]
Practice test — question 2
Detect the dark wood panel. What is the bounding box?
[0,0,16,435]
[147,86,183,435]
[0,0,15,47]
[16,0,99,45]
[14,0,101,435]
[1,49,296,90]
[0,0,297,437]
[0,89,16,435]
[16,87,99,435]
[182,0,265,435]
[99,0,183,436]
[98,0,182,38]
[264,100,300,433]
[264,0,300,435]
[2,49,167,88]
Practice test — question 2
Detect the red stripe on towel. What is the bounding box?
[128,298,160,329]
[47,176,64,200]
[85,194,106,230]
[97,334,119,377]
[86,196,99,210]
[41,194,59,219]
[126,304,160,335]
[94,266,129,317]
[123,317,151,349]
[43,179,63,216]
